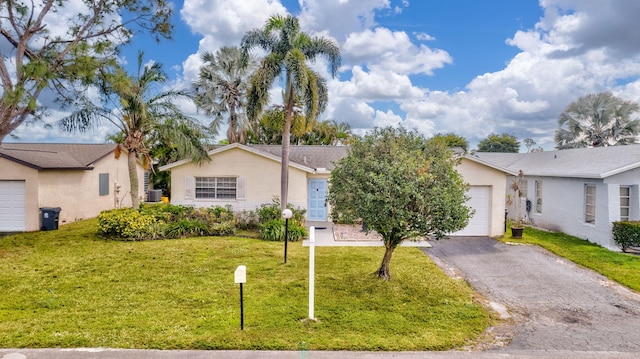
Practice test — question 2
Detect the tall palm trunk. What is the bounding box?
[128,151,140,208]
[281,80,296,211]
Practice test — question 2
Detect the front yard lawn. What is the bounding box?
[0,219,489,350]
[502,226,640,293]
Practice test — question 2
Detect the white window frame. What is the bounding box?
[620,186,631,221]
[535,180,542,213]
[584,184,596,224]
[195,177,237,199]
[520,179,528,199]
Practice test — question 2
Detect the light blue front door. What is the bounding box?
[308,179,328,221]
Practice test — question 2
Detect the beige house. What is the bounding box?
[161,143,515,237]
[0,143,145,232]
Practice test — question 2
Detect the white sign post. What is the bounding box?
[309,226,316,320]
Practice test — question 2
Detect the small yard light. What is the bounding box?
[282,209,293,264]
[234,265,246,330]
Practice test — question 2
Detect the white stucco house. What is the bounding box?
[160,143,515,237]
[0,143,145,232]
[475,145,640,250]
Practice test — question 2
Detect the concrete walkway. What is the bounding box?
[302,221,431,247]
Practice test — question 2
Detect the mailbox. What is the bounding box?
[234,265,246,284]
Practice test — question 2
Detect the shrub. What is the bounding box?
[165,219,209,239]
[260,219,285,241]
[612,221,640,252]
[235,209,259,230]
[98,209,157,240]
[210,220,236,236]
[260,219,307,242]
[258,198,307,226]
[99,204,238,240]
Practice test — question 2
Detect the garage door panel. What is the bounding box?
[0,181,26,232]
[451,186,490,236]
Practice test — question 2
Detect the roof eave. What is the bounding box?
[463,155,518,175]
[159,143,316,173]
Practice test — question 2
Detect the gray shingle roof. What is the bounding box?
[474,145,640,178]
[0,143,118,170]
[249,145,348,170]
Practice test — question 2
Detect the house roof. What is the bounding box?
[160,143,349,173]
[473,145,640,178]
[250,145,348,171]
[0,143,118,170]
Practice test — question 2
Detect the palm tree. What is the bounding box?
[192,47,257,144]
[299,120,353,145]
[241,14,341,210]
[555,92,640,149]
[59,52,211,208]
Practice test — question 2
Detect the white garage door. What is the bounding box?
[0,181,26,232]
[451,186,490,236]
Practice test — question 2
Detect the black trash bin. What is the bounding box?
[40,207,61,231]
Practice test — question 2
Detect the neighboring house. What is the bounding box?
[475,145,640,250]
[160,143,515,237]
[0,143,145,232]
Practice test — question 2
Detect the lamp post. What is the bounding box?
[234,265,246,330]
[282,208,293,264]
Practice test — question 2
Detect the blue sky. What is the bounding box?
[10,0,640,151]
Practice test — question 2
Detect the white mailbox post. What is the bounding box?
[234,265,246,330]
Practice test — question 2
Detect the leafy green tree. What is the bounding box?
[241,14,341,210]
[328,127,471,280]
[59,52,211,208]
[477,133,520,153]
[192,47,257,144]
[554,92,640,149]
[0,0,173,144]
[432,133,469,153]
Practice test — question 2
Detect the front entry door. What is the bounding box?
[308,179,328,221]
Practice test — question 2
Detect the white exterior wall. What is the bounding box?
[168,147,310,212]
[606,168,640,222]
[456,158,510,237]
[1,153,142,231]
[522,167,640,250]
[38,155,142,225]
[0,158,40,231]
[524,176,618,250]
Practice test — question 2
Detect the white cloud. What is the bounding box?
[180,0,287,47]
[343,27,452,75]
[298,0,391,39]
[337,66,423,100]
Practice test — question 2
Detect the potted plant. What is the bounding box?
[507,170,525,238]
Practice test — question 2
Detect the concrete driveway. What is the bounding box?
[422,237,640,353]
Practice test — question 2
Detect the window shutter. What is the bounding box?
[236,177,246,200]
[99,173,109,196]
[185,176,195,200]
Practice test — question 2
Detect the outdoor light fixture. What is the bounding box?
[234,265,246,330]
[282,209,293,264]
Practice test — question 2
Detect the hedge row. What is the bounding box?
[97,201,307,242]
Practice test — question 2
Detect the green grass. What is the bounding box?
[502,226,640,292]
[0,219,489,350]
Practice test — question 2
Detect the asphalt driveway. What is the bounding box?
[422,237,640,353]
